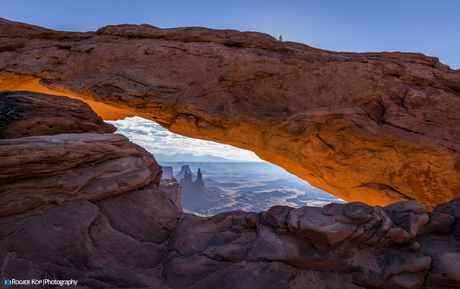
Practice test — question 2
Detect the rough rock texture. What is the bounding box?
[161,200,460,289]
[1,91,460,288]
[0,90,116,138]
[2,19,460,208]
[160,178,183,212]
[0,133,162,217]
[0,91,177,288]
[0,92,161,218]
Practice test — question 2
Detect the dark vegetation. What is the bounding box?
[0,96,27,135]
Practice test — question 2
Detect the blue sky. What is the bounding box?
[1,0,459,68]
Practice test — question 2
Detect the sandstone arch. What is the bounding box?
[1,18,460,209]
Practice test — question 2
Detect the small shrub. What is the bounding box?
[0,96,27,133]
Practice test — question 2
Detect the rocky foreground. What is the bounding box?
[1,91,460,288]
[2,18,460,208]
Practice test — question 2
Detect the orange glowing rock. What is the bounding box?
[2,18,460,208]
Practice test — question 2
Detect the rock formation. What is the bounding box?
[162,166,175,179]
[0,90,115,139]
[175,165,195,181]
[196,168,205,187]
[2,18,460,208]
[1,90,460,288]
[180,169,229,214]
[163,199,460,289]
[0,91,180,288]
[160,177,183,212]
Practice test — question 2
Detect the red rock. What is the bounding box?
[95,184,180,244]
[433,196,460,219]
[2,23,460,289]
[426,252,460,287]
[159,178,183,212]
[2,19,460,208]
[418,211,455,234]
[353,252,431,289]
[0,91,115,138]
[288,206,359,245]
[0,133,161,217]
[384,201,429,239]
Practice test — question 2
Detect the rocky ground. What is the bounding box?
[1,91,460,289]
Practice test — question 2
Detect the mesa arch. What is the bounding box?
[1,18,460,209]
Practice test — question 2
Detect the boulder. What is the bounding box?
[0,90,116,138]
[0,133,161,217]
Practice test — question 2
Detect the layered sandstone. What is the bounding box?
[0,91,162,217]
[1,91,460,288]
[0,90,115,138]
[1,19,460,208]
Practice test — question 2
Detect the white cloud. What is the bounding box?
[107,116,263,162]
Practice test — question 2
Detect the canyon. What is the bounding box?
[164,163,341,216]
[1,19,460,288]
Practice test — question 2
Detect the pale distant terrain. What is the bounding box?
[109,118,344,215]
[160,161,344,216]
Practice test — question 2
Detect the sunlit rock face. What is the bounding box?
[1,18,460,208]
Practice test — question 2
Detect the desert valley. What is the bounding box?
[157,161,343,216]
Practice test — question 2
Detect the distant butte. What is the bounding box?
[2,18,460,208]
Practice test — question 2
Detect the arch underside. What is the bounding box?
[2,19,460,209]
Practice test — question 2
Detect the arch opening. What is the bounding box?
[108,116,344,215]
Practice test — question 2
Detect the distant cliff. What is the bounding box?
[162,166,174,179]
[175,165,195,181]
[180,168,230,214]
